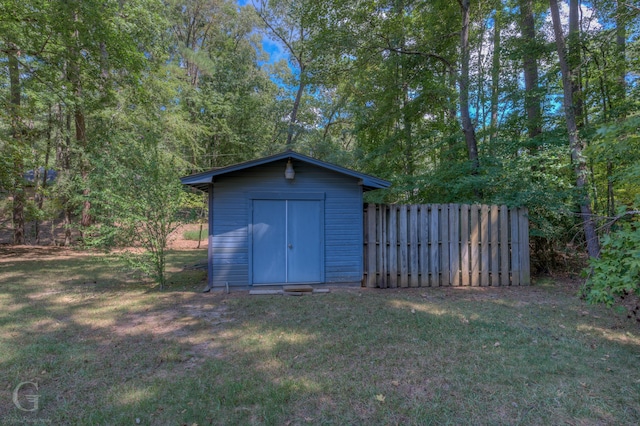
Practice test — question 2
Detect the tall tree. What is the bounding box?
[549,0,600,259]
[568,0,584,127]
[459,0,480,175]
[519,0,542,140]
[489,6,502,144]
[254,0,315,149]
[6,40,25,244]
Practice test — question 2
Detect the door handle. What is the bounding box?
[288,244,293,249]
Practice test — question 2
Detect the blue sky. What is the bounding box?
[237,0,287,67]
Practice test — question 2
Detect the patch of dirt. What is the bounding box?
[0,245,96,262]
[0,218,82,246]
[136,293,231,351]
[167,223,208,250]
[0,220,207,250]
[360,276,585,305]
[617,291,640,324]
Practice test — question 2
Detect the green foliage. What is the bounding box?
[87,146,185,289]
[584,217,640,306]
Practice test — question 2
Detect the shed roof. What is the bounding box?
[180,151,391,192]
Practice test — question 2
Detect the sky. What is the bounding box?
[237,0,287,67]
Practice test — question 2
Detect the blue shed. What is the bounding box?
[180,151,390,290]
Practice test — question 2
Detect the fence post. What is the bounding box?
[366,204,377,288]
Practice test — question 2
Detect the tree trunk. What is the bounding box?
[403,82,414,177]
[287,63,305,149]
[550,0,600,259]
[459,0,480,174]
[69,9,91,229]
[447,65,457,127]
[606,1,627,218]
[568,0,584,128]
[63,111,73,247]
[35,106,53,244]
[76,107,91,229]
[520,0,541,141]
[615,1,626,112]
[8,44,25,245]
[489,7,501,145]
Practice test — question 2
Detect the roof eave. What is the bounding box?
[180,151,391,192]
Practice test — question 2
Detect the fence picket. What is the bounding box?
[449,204,460,286]
[481,205,489,286]
[519,208,531,285]
[388,206,397,288]
[440,205,450,286]
[399,205,409,287]
[499,205,510,286]
[490,205,499,286]
[429,205,439,285]
[510,208,521,286]
[409,205,419,287]
[377,205,387,288]
[419,205,429,287]
[470,205,480,287]
[460,205,470,286]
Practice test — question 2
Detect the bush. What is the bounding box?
[584,218,640,306]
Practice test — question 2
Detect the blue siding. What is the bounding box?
[209,159,363,287]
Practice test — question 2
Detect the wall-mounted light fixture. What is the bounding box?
[284,159,295,180]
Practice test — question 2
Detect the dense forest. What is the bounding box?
[1,1,638,298]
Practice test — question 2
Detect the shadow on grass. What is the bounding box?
[1,252,639,425]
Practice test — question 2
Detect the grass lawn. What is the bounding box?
[183,227,207,241]
[1,248,639,425]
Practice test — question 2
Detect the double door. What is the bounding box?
[252,199,324,285]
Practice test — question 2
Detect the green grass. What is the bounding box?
[183,227,207,241]
[1,249,640,425]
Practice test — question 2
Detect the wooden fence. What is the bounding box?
[363,204,530,288]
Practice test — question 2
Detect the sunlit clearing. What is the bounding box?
[577,324,640,346]
[238,329,317,352]
[116,386,153,406]
[389,300,451,317]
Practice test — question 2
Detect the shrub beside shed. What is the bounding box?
[180,151,390,290]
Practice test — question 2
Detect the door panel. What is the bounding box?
[252,200,287,284]
[287,200,322,283]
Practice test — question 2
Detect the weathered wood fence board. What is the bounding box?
[363,204,530,288]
